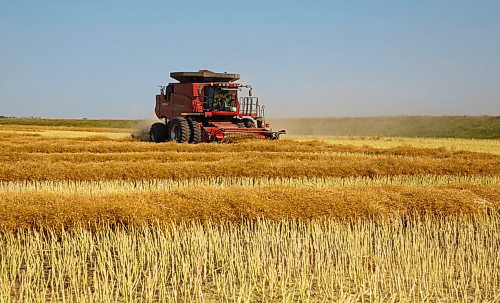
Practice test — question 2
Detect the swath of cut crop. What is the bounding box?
[0,184,497,231]
[1,155,498,181]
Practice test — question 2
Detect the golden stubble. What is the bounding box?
[0,128,499,302]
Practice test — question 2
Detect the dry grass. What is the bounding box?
[0,126,131,140]
[2,175,498,193]
[0,124,133,133]
[0,131,498,229]
[1,215,498,302]
[0,135,498,181]
[0,180,498,231]
[289,136,500,155]
[0,127,499,302]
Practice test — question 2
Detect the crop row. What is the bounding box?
[2,136,498,158]
[1,184,497,231]
[2,175,498,194]
[1,154,498,181]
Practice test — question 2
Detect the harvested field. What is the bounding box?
[0,125,498,302]
[288,136,500,155]
[2,215,498,302]
[1,135,499,182]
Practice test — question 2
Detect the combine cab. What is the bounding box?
[150,70,285,143]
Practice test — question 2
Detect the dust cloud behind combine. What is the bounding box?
[132,118,160,141]
[269,116,500,139]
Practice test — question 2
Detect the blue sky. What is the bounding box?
[1,0,499,118]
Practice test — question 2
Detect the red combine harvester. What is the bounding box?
[150,70,285,143]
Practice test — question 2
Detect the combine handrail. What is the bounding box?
[239,97,260,116]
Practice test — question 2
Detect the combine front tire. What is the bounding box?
[150,123,168,143]
[168,117,191,143]
[186,118,202,144]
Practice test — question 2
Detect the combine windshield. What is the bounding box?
[205,87,237,111]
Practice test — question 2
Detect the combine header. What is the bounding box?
[150,70,285,143]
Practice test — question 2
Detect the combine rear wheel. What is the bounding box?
[150,123,168,143]
[186,118,202,144]
[168,117,191,143]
